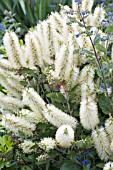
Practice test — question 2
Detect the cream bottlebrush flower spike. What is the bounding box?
[3,31,27,69]
[41,20,54,64]
[93,6,105,27]
[49,12,63,34]
[20,140,35,153]
[110,140,113,152]
[48,13,64,54]
[22,88,46,122]
[72,0,78,11]
[36,20,55,65]
[0,68,23,99]
[20,109,45,124]
[36,154,49,162]
[0,113,36,136]
[92,127,111,161]
[43,104,78,129]
[80,65,99,130]
[105,117,113,140]
[55,124,74,148]
[103,162,113,170]
[51,34,79,88]
[39,137,56,152]
[0,58,18,71]
[25,30,45,68]
[0,92,23,112]
[81,0,94,12]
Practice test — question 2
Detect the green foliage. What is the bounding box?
[0,136,13,154]
[46,92,65,103]
[0,0,72,30]
[0,135,14,170]
[60,161,82,170]
[105,26,113,33]
[95,44,107,53]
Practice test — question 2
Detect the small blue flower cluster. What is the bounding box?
[84,151,92,155]
[75,34,79,38]
[81,51,85,56]
[100,85,111,89]
[100,36,110,42]
[82,159,89,165]
[77,151,92,165]
[101,122,104,127]
[0,23,5,31]
[82,12,86,16]
[74,0,78,2]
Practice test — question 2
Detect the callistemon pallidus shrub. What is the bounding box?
[0,0,113,169]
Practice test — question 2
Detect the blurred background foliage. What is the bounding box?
[0,0,71,30]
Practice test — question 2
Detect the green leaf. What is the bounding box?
[84,50,94,55]
[19,0,26,15]
[94,34,100,45]
[96,163,104,168]
[98,94,110,115]
[60,161,82,170]
[0,161,4,169]
[46,161,50,170]
[95,44,107,53]
[105,26,113,33]
[83,164,91,170]
[0,137,4,146]
[46,92,65,103]
[21,165,32,170]
[5,162,12,168]
[25,0,36,25]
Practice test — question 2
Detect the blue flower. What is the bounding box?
[77,156,82,160]
[36,20,39,24]
[4,11,7,15]
[100,38,103,41]
[82,159,89,165]
[103,67,107,71]
[110,16,113,21]
[9,19,14,23]
[107,36,110,41]
[82,160,85,165]
[101,122,104,127]
[75,34,79,38]
[66,22,69,25]
[108,51,111,55]
[107,85,111,89]
[108,12,112,16]
[74,0,78,2]
[84,152,88,155]
[82,12,86,16]
[90,30,93,34]
[89,151,92,154]
[0,23,5,31]
[81,51,84,55]
[101,2,105,5]
[101,85,105,89]
[85,160,89,164]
